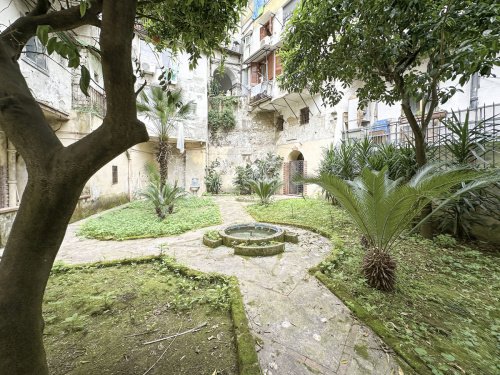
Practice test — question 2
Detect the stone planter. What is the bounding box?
[234,242,285,257]
[203,235,223,248]
[284,231,299,244]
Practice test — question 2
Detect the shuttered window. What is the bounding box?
[112,166,118,184]
[300,107,310,125]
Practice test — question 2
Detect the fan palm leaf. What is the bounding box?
[302,165,489,252]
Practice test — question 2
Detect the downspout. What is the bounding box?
[470,73,479,110]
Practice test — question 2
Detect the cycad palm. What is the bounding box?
[303,165,489,291]
[137,87,194,185]
[250,179,282,205]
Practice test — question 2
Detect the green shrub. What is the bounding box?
[433,234,457,248]
[140,179,186,219]
[205,160,223,194]
[233,165,253,195]
[204,230,221,241]
[250,179,282,205]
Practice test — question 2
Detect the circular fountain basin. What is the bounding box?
[220,223,285,247]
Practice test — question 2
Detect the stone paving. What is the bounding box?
[54,196,402,374]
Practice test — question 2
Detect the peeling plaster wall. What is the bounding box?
[208,101,278,192]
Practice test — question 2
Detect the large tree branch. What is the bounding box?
[0,0,102,60]
[0,40,63,170]
[394,72,423,141]
[64,0,148,181]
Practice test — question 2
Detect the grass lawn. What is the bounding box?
[247,198,500,375]
[44,257,243,375]
[78,197,222,240]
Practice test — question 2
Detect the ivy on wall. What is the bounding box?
[208,95,239,136]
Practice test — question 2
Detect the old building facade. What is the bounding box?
[0,1,209,245]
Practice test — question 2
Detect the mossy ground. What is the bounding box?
[44,258,238,375]
[78,197,222,240]
[248,198,500,375]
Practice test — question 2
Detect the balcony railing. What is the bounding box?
[343,103,500,167]
[72,83,106,117]
[249,80,273,105]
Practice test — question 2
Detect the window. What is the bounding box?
[24,37,47,70]
[276,115,284,131]
[275,51,282,76]
[112,166,118,184]
[300,107,310,125]
[283,0,299,23]
[260,18,273,40]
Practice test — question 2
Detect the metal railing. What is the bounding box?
[72,83,107,117]
[249,80,273,105]
[343,103,499,167]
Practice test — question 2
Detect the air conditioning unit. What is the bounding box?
[141,62,154,75]
[260,36,271,48]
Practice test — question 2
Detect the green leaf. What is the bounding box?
[80,65,91,97]
[36,25,50,46]
[415,347,428,356]
[79,1,88,17]
[68,56,80,69]
[441,353,456,362]
[46,37,58,55]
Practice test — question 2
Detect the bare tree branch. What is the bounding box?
[0,39,62,170]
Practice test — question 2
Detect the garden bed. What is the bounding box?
[78,197,222,240]
[45,256,259,375]
[247,198,500,375]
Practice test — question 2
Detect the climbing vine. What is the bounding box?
[208,95,239,136]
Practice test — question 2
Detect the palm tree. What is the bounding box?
[141,162,187,219]
[302,165,494,291]
[137,87,194,185]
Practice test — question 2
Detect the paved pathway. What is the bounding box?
[56,196,403,375]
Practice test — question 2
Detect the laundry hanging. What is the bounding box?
[176,122,185,154]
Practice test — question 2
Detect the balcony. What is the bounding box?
[243,31,282,64]
[72,83,106,118]
[249,80,274,105]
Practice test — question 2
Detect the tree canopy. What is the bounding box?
[280,0,499,168]
[280,0,499,108]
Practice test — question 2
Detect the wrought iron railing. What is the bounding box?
[72,83,106,117]
[343,103,499,167]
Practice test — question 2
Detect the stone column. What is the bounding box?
[7,140,17,207]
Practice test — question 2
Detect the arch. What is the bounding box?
[288,150,304,161]
[212,66,237,94]
[285,150,305,195]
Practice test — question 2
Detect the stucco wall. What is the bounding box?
[208,101,278,192]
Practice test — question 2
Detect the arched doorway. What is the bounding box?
[212,67,236,95]
[285,151,306,195]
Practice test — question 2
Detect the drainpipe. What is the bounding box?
[7,140,17,207]
[470,73,479,110]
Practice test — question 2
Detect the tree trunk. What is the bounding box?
[0,174,85,375]
[401,98,433,238]
[157,140,170,186]
[0,1,146,373]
